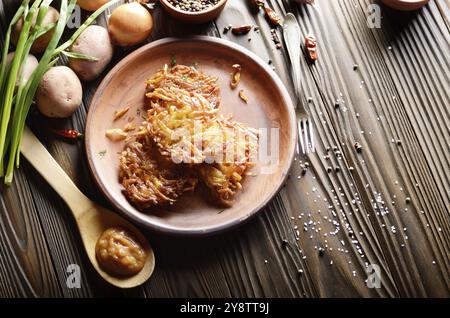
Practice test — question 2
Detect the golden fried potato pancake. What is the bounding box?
[119,134,197,209]
[146,103,258,205]
[121,64,258,208]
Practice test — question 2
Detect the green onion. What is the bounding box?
[0,1,28,108]
[4,0,64,183]
[0,0,118,184]
[0,7,24,156]
[61,50,99,62]
[0,0,35,176]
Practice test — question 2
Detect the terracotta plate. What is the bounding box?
[85,37,296,236]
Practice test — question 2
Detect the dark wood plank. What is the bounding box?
[352,0,450,294]
[0,0,448,298]
[435,0,449,30]
[0,169,62,297]
[217,0,393,297]
[122,4,315,298]
[0,0,63,298]
[134,197,317,298]
[0,0,125,297]
[273,0,449,297]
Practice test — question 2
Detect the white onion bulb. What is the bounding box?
[108,3,153,47]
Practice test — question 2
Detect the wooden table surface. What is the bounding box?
[0,0,449,298]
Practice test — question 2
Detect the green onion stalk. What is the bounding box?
[0,0,119,184]
[0,0,33,176]
[0,1,28,123]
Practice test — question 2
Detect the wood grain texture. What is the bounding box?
[0,0,448,297]
[276,0,449,297]
[0,168,62,297]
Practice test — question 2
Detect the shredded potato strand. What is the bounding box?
[120,65,258,208]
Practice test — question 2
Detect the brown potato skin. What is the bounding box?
[36,66,83,118]
[68,25,114,81]
[12,6,60,54]
[6,53,38,88]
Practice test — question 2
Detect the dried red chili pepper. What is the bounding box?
[264,7,281,26]
[48,128,84,140]
[232,25,252,35]
[305,34,318,62]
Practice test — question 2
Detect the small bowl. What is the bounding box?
[160,0,228,24]
[382,0,429,11]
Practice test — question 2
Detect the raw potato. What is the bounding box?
[77,0,111,11]
[12,6,60,54]
[68,25,114,81]
[6,52,38,88]
[36,66,83,118]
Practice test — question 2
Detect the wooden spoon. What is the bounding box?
[20,126,155,288]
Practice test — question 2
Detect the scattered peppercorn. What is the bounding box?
[318,247,325,256]
[270,29,282,48]
[354,142,363,153]
[168,0,220,12]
